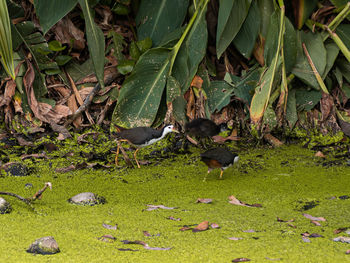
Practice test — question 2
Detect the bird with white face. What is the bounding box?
[115,125,179,168]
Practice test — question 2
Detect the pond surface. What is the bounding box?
[1,143,350,262]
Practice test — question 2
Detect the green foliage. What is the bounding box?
[136,0,189,46]
[0,0,15,79]
[34,0,78,34]
[78,0,105,89]
[216,0,252,58]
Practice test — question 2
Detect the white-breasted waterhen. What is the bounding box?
[115,125,179,168]
[200,147,239,180]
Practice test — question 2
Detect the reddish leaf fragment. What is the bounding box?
[228,237,243,241]
[334,228,349,234]
[314,151,326,158]
[55,164,75,173]
[346,249,350,254]
[167,216,181,221]
[232,258,251,262]
[179,226,192,231]
[228,195,262,207]
[146,205,176,211]
[302,213,326,221]
[311,220,322,226]
[21,153,49,160]
[288,223,296,228]
[102,223,117,230]
[211,223,220,229]
[192,221,209,232]
[196,198,213,204]
[143,245,172,251]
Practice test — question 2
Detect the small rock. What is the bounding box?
[26,236,60,255]
[68,192,106,206]
[0,197,12,214]
[5,163,29,176]
[25,183,33,189]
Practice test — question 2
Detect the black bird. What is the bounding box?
[185,118,224,137]
[115,125,178,168]
[200,147,239,180]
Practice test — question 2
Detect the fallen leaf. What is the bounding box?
[55,164,76,173]
[263,133,283,147]
[302,213,326,221]
[228,237,243,241]
[121,240,147,246]
[167,216,181,221]
[191,75,203,89]
[232,258,251,262]
[98,235,116,242]
[288,223,297,228]
[146,205,176,211]
[143,231,151,237]
[179,226,192,231]
[333,236,350,244]
[196,198,213,204]
[346,249,350,254]
[117,248,138,252]
[192,221,209,232]
[334,228,349,234]
[102,223,117,230]
[242,229,255,233]
[210,223,220,229]
[21,153,49,160]
[315,151,326,158]
[311,220,322,226]
[228,195,262,207]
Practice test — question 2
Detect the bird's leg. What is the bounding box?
[134,148,141,168]
[203,168,212,182]
[219,169,224,179]
[115,145,120,165]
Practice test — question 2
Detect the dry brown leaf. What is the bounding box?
[196,198,213,204]
[0,80,16,107]
[185,88,195,120]
[54,17,85,50]
[190,75,203,89]
[192,221,209,232]
[232,258,251,262]
[314,151,326,158]
[264,133,283,147]
[320,92,334,121]
[302,213,326,221]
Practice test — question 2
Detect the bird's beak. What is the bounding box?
[172,128,180,133]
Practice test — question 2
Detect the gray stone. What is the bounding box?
[26,236,60,255]
[68,192,106,206]
[5,163,29,176]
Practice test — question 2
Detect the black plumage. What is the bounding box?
[200,147,239,180]
[185,118,222,137]
[115,125,178,168]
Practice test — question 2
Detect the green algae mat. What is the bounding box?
[1,145,350,262]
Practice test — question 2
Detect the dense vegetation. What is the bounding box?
[1,0,350,140]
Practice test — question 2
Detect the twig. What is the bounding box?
[0,191,31,205]
[32,182,52,201]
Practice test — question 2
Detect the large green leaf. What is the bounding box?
[136,0,189,46]
[322,43,339,80]
[337,24,350,50]
[78,0,105,89]
[292,0,318,29]
[34,0,78,34]
[257,0,275,38]
[233,0,260,59]
[0,0,15,79]
[171,3,208,93]
[283,16,297,73]
[216,0,252,58]
[286,88,297,128]
[291,31,327,89]
[295,88,322,111]
[112,48,171,127]
[207,80,234,113]
[337,58,350,83]
[250,56,282,123]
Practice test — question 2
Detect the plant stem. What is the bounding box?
[325,25,350,63]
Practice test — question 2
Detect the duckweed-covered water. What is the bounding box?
[1,143,350,262]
